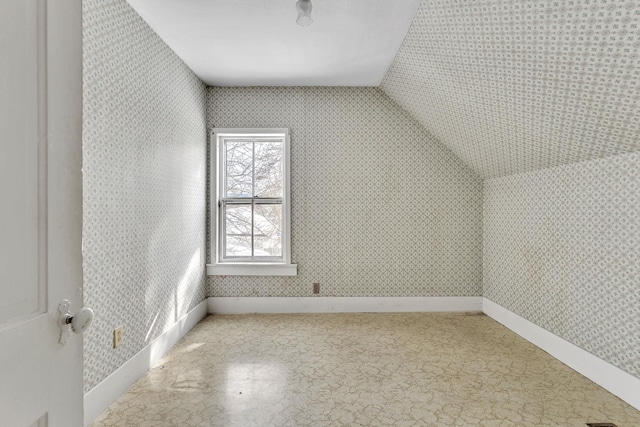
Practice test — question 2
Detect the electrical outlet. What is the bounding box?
[313,283,320,294]
[113,326,123,348]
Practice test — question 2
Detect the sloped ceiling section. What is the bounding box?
[381,0,640,178]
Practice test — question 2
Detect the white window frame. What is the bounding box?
[207,128,297,276]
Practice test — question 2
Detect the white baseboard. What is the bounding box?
[207,296,483,314]
[483,298,640,411]
[84,296,639,423]
[83,299,208,426]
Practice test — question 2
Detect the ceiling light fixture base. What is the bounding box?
[296,0,313,27]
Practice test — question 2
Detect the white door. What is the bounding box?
[0,0,84,426]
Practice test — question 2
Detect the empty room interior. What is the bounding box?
[2,0,639,426]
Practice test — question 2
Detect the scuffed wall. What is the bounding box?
[484,151,640,379]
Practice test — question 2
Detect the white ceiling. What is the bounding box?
[126,0,421,87]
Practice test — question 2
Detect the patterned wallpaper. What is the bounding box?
[484,151,640,379]
[83,0,207,393]
[381,0,640,178]
[81,0,640,395]
[207,87,483,298]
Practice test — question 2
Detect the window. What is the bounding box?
[207,129,297,276]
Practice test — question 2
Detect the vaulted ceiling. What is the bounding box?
[380,0,640,178]
[128,0,640,179]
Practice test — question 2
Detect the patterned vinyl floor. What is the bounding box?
[92,313,640,426]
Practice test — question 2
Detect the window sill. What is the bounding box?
[206,263,298,276]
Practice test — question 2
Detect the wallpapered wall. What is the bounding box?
[207,87,483,298]
[484,151,640,379]
[83,0,207,393]
[381,0,640,178]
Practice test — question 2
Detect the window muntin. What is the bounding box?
[220,199,282,260]
[214,129,290,265]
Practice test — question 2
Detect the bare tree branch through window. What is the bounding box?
[221,137,284,259]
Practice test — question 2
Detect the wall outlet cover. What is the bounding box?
[113,326,123,348]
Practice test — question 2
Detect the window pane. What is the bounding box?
[224,204,252,258]
[225,141,253,197]
[254,203,282,257]
[254,141,282,197]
